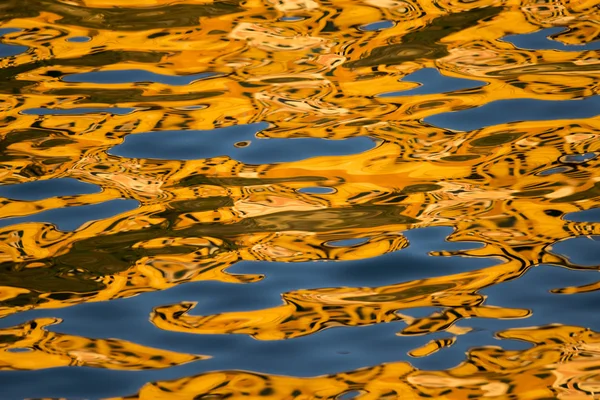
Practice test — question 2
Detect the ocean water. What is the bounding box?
[0,0,599,398]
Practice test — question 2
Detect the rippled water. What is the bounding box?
[0,0,599,398]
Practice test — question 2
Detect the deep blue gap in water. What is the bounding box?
[537,166,571,176]
[425,96,600,131]
[561,152,598,163]
[565,207,600,222]
[297,186,336,194]
[280,16,305,21]
[66,36,91,43]
[0,28,27,58]
[481,264,600,331]
[0,199,139,231]
[110,122,377,163]
[502,27,600,51]
[0,178,100,201]
[360,20,395,32]
[550,235,600,266]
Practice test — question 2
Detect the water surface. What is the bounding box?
[0,0,599,398]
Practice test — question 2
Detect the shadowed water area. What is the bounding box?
[0,0,599,398]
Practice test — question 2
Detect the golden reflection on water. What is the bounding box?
[0,0,599,398]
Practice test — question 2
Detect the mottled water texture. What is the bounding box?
[0,0,599,399]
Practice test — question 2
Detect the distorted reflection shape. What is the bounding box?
[297,186,336,194]
[110,123,377,163]
[550,236,600,267]
[502,27,600,51]
[66,36,91,43]
[0,178,100,201]
[0,28,27,58]
[425,97,600,131]
[0,199,138,231]
[359,20,395,32]
[560,152,598,163]
[565,208,600,222]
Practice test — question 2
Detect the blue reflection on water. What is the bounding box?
[502,27,600,51]
[551,236,600,266]
[0,178,100,201]
[0,199,139,231]
[0,28,27,58]
[360,20,395,32]
[425,96,600,131]
[66,36,92,42]
[298,186,336,194]
[565,207,600,222]
[110,122,377,163]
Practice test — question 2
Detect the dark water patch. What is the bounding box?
[326,238,370,247]
[425,96,600,131]
[0,178,100,201]
[64,70,219,86]
[482,264,600,331]
[173,104,207,111]
[536,166,572,176]
[6,348,31,353]
[502,27,600,51]
[110,123,376,163]
[0,28,27,58]
[378,68,485,97]
[0,28,20,35]
[297,186,336,194]
[565,208,600,222]
[22,107,138,116]
[550,236,600,266]
[0,368,146,400]
[280,16,305,22]
[560,152,597,164]
[66,36,91,43]
[0,199,138,231]
[360,20,395,32]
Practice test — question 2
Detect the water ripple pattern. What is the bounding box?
[0,0,599,398]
